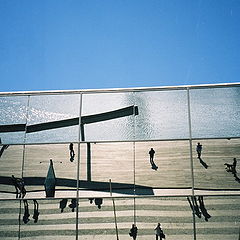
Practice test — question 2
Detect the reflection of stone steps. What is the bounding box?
[0,197,239,240]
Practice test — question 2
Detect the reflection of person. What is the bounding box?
[224,158,237,173]
[69,143,75,162]
[69,198,77,212]
[196,142,202,159]
[33,200,39,223]
[198,196,211,221]
[60,199,68,213]
[155,223,165,240]
[11,175,26,198]
[129,224,138,240]
[95,198,103,209]
[149,148,155,165]
[23,200,30,224]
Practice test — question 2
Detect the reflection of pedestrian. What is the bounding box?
[196,143,202,159]
[60,199,68,213]
[154,223,165,240]
[69,143,75,162]
[129,224,138,240]
[149,148,155,165]
[198,196,211,222]
[33,200,39,223]
[232,158,237,174]
[69,198,77,212]
[23,200,30,224]
[94,198,103,209]
[11,175,26,198]
[187,196,201,218]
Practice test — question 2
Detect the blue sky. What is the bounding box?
[0,0,240,92]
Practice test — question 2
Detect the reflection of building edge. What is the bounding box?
[44,159,56,197]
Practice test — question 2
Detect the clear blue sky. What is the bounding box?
[0,0,240,92]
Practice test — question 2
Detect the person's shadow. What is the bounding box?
[151,162,158,170]
[199,158,208,169]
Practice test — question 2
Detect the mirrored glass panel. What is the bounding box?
[135,197,194,240]
[25,94,80,144]
[23,144,78,199]
[20,199,76,239]
[78,198,121,239]
[192,139,240,190]
[190,87,240,138]
[79,142,134,194]
[81,92,135,141]
[135,141,192,190]
[194,196,240,240]
[0,96,28,144]
[0,145,24,199]
[0,200,20,239]
[134,90,189,140]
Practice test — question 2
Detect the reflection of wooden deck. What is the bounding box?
[0,139,239,199]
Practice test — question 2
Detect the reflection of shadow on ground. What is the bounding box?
[199,158,208,169]
[0,145,9,158]
[0,176,154,195]
[151,162,158,170]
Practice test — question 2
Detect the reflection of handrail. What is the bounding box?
[0,106,138,133]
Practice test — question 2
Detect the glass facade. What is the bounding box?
[0,84,239,239]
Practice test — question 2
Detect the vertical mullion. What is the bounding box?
[76,93,82,240]
[187,88,197,240]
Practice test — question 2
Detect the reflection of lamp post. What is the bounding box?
[80,106,138,181]
[0,105,139,182]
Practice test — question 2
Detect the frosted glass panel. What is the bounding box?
[190,87,240,138]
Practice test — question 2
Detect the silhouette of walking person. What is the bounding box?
[154,223,165,240]
[23,200,30,224]
[129,223,138,240]
[187,196,201,218]
[149,148,155,165]
[60,198,68,213]
[198,196,211,221]
[95,198,103,209]
[69,143,75,162]
[11,175,26,198]
[69,198,77,212]
[33,200,39,223]
[196,142,202,159]
[149,148,158,170]
[225,158,237,173]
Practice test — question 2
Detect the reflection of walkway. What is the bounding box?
[0,197,239,240]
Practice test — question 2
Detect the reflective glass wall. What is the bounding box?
[0,84,239,239]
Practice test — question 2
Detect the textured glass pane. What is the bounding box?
[0,200,20,239]
[135,197,194,239]
[0,145,24,199]
[82,92,135,141]
[23,144,78,199]
[134,90,189,140]
[135,141,192,189]
[20,199,76,239]
[190,87,240,138]
[0,96,28,144]
[195,196,240,240]
[26,94,80,144]
[192,139,240,190]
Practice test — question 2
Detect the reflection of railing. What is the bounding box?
[0,105,139,182]
[0,105,138,133]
